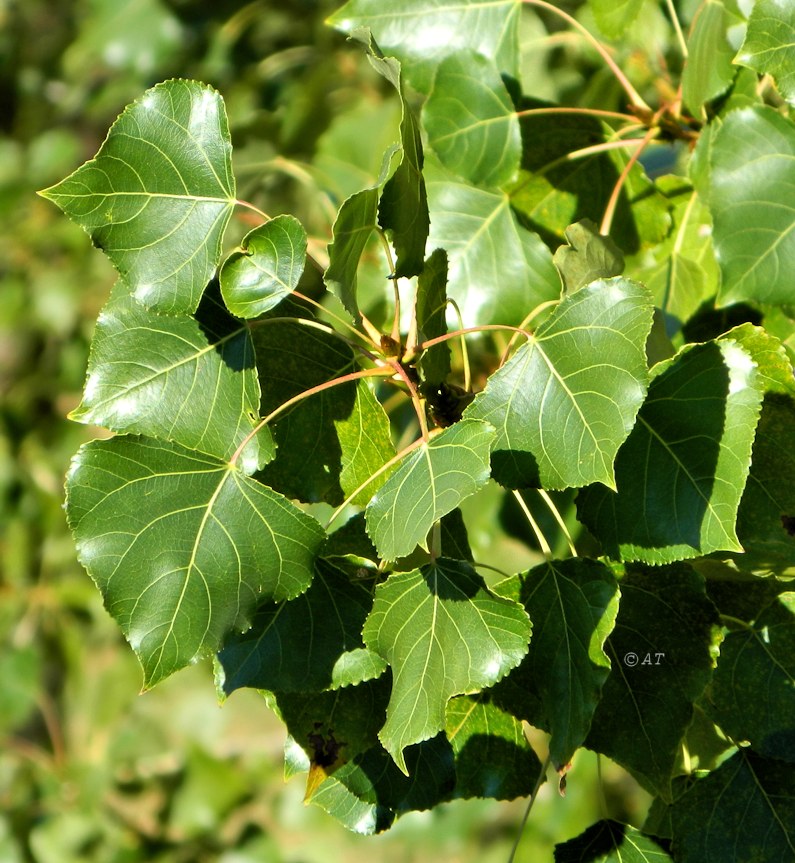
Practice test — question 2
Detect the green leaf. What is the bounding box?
[253,321,378,505]
[416,248,451,388]
[584,565,721,799]
[552,219,625,294]
[336,380,396,507]
[670,750,795,862]
[426,156,561,327]
[465,278,654,491]
[217,558,386,695]
[325,187,381,319]
[737,0,795,105]
[682,0,736,119]
[703,592,795,762]
[363,559,531,772]
[39,79,235,314]
[446,694,542,800]
[589,0,646,39]
[365,419,495,561]
[219,216,307,318]
[70,283,270,472]
[65,436,324,688]
[709,106,795,307]
[577,339,763,564]
[555,820,673,862]
[423,50,521,188]
[327,0,521,95]
[493,558,620,771]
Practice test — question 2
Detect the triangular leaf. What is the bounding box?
[423,50,521,188]
[584,565,721,800]
[39,80,235,314]
[363,559,531,772]
[71,283,270,473]
[446,694,542,801]
[493,558,620,771]
[365,419,495,561]
[425,155,561,327]
[217,558,386,695]
[736,0,795,105]
[670,750,795,862]
[709,106,795,307]
[555,820,673,862]
[703,592,795,762]
[65,436,324,688]
[465,278,654,491]
[328,0,521,95]
[220,215,307,318]
[577,339,763,563]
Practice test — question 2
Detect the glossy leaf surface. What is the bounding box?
[363,559,531,771]
[39,79,235,314]
[555,820,673,862]
[737,0,795,105]
[66,436,324,687]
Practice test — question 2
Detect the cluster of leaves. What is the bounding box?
[40,0,795,860]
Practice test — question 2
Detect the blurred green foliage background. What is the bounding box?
[0,2,650,859]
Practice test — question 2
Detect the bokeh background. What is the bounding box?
[0,2,652,860]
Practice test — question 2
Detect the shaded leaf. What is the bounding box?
[446,694,542,800]
[670,750,795,863]
[363,559,531,771]
[328,0,521,95]
[39,79,235,314]
[423,50,520,188]
[220,215,307,318]
[682,0,736,119]
[365,419,495,561]
[425,155,561,327]
[465,278,654,491]
[416,248,451,388]
[584,565,721,799]
[70,283,270,472]
[709,106,795,307]
[493,558,620,771]
[217,558,386,695]
[703,592,795,762]
[737,0,795,105]
[577,339,763,564]
[553,218,625,294]
[555,820,673,862]
[589,0,646,39]
[65,436,324,688]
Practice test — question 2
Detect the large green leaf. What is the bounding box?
[39,79,235,314]
[493,558,620,771]
[589,0,646,38]
[445,694,542,801]
[327,0,521,95]
[363,559,531,771]
[425,156,561,327]
[670,750,795,862]
[584,566,721,799]
[682,0,736,119]
[217,558,385,694]
[709,106,795,307]
[577,339,763,564]
[220,216,306,318]
[70,283,269,473]
[703,592,795,762]
[365,419,495,561]
[423,50,520,188]
[465,278,654,491]
[737,0,795,105]
[65,436,324,688]
[555,820,673,862]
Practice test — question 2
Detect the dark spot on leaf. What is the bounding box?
[781,515,795,536]
[307,727,346,768]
